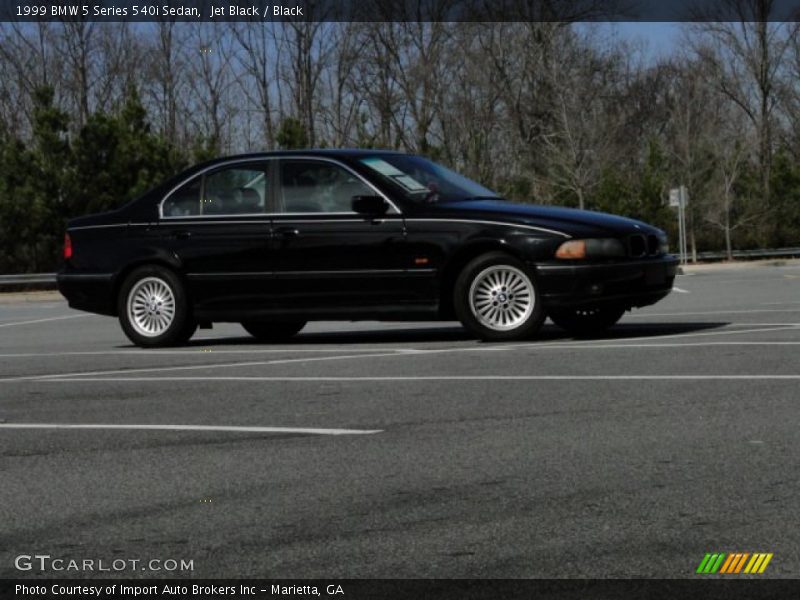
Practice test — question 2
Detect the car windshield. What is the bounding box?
[358,155,499,203]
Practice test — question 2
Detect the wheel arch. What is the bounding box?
[111,255,185,317]
[438,241,527,319]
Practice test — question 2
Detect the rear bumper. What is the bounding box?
[533,255,679,309]
[57,271,116,316]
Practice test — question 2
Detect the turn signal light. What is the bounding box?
[63,232,73,260]
[555,240,586,259]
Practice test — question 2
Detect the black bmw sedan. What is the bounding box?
[58,150,678,347]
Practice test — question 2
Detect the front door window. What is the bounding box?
[279,161,372,214]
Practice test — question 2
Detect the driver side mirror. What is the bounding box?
[352,195,389,215]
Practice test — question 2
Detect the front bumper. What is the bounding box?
[57,271,116,316]
[533,255,679,309]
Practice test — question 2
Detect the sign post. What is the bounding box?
[679,186,689,263]
[669,186,689,264]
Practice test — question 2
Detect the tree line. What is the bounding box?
[1,10,800,273]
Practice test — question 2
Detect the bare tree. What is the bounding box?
[663,55,720,261]
[185,22,236,152]
[472,22,569,200]
[540,27,628,209]
[780,22,800,160]
[436,24,506,186]
[318,23,366,147]
[705,115,757,260]
[93,23,140,113]
[275,20,330,147]
[355,23,405,148]
[59,20,97,127]
[0,23,56,134]
[381,22,453,152]
[230,21,279,149]
[142,22,188,144]
[690,1,799,236]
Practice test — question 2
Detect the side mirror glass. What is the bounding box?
[352,195,388,215]
[352,196,389,215]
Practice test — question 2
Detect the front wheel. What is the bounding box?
[454,252,545,341]
[548,305,626,337]
[241,320,306,342]
[118,266,196,347]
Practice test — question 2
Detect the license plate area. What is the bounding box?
[645,265,667,285]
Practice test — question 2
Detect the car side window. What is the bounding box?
[202,167,268,215]
[279,161,372,214]
[162,177,201,217]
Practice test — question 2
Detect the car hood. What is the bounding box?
[421,200,660,237]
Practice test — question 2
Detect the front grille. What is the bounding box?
[647,234,659,255]
[628,234,661,258]
[628,234,646,257]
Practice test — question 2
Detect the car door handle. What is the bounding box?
[275,227,300,238]
[173,231,192,240]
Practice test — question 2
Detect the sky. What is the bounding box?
[610,22,685,61]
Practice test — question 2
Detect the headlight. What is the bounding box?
[658,234,669,255]
[555,238,626,260]
[555,240,586,259]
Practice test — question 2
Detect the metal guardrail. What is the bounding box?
[693,247,800,261]
[0,273,57,291]
[0,273,56,284]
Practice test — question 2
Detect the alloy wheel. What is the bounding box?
[468,265,535,331]
[126,276,177,337]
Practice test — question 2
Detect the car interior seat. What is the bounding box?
[282,171,322,213]
[236,188,263,214]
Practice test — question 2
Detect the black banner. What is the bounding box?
[2,0,800,22]
[3,579,800,600]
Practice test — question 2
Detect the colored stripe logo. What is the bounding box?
[696,552,773,574]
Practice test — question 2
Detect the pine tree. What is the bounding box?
[0,87,71,272]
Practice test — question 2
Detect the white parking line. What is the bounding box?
[673,287,690,293]
[20,375,800,382]
[0,315,88,328]
[518,341,800,349]
[628,308,800,318]
[1,339,796,368]
[1,325,797,383]
[724,323,800,326]
[532,325,799,346]
[0,323,798,360]
[0,348,411,359]
[19,351,405,381]
[0,423,382,435]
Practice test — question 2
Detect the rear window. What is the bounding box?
[162,166,268,217]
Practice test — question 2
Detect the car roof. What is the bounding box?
[198,148,409,168]
[141,149,413,208]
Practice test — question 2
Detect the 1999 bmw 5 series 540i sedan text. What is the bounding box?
[58,150,678,347]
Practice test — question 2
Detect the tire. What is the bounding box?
[241,320,306,342]
[548,305,626,337]
[453,252,545,341]
[117,265,196,347]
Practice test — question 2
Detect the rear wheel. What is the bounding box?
[454,252,545,341]
[241,320,306,342]
[548,305,626,337]
[118,266,196,347]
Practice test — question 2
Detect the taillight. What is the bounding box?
[63,232,73,260]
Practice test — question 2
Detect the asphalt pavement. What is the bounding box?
[1,261,799,579]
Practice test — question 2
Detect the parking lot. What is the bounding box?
[1,261,799,578]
